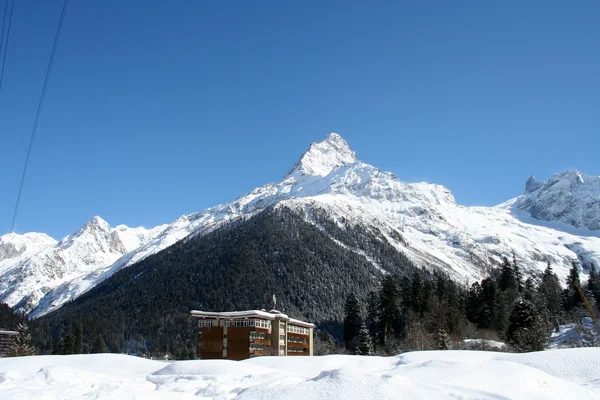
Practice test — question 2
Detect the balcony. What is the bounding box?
[249,338,272,346]
[287,341,309,349]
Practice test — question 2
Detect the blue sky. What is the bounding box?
[1,0,598,239]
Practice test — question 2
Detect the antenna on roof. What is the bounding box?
[272,294,277,309]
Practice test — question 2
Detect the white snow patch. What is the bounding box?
[1,350,599,399]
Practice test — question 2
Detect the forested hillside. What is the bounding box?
[33,206,421,357]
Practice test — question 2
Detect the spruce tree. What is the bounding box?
[93,334,107,354]
[365,290,380,344]
[506,300,548,352]
[379,275,400,346]
[538,262,562,322]
[564,262,583,310]
[523,278,536,301]
[343,293,362,351]
[512,253,523,293]
[587,263,600,304]
[499,257,517,292]
[355,324,374,355]
[435,326,452,350]
[74,323,84,354]
[7,322,36,357]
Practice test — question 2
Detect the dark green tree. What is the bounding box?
[538,262,562,323]
[523,278,536,302]
[355,324,374,355]
[587,263,600,304]
[564,262,583,310]
[512,253,523,293]
[506,300,548,352]
[343,293,362,351]
[435,325,452,350]
[499,257,517,292]
[378,275,400,346]
[7,322,36,357]
[365,290,380,344]
[74,323,84,354]
[93,334,107,354]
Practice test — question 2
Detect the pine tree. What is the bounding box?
[365,290,380,345]
[379,275,400,346]
[499,257,517,292]
[564,262,583,310]
[538,262,562,323]
[74,323,84,354]
[8,322,36,357]
[523,278,536,302]
[61,330,75,355]
[506,300,548,352]
[512,252,523,293]
[435,326,452,350]
[587,263,600,304]
[343,293,362,351]
[355,324,374,355]
[93,334,107,354]
[566,262,581,289]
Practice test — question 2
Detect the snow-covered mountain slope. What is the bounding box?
[516,170,600,231]
[0,232,57,274]
[0,217,165,315]
[3,133,600,317]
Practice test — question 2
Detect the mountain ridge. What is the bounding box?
[2,133,600,317]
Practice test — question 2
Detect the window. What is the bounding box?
[248,319,255,327]
[234,319,247,327]
[222,320,231,327]
[198,319,214,327]
[287,325,309,335]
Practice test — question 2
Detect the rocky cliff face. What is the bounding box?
[517,170,600,231]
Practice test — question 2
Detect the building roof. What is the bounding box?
[190,309,315,328]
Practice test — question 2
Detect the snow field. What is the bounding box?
[1,349,599,399]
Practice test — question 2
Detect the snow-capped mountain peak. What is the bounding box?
[0,232,57,274]
[3,133,600,318]
[0,217,165,315]
[284,132,357,178]
[517,169,600,230]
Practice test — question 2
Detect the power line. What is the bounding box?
[0,0,15,91]
[0,0,8,54]
[10,0,69,233]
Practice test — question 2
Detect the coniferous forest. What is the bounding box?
[1,206,599,358]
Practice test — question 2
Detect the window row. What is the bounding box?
[249,318,272,329]
[287,325,310,335]
[287,337,307,344]
[198,319,215,327]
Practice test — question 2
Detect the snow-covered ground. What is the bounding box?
[1,349,599,399]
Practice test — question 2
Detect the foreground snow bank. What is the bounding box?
[1,349,599,399]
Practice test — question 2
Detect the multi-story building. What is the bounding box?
[190,309,314,360]
[0,330,17,357]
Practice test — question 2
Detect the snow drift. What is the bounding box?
[0,349,599,399]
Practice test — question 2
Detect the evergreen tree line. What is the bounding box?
[2,205,599,358]
[339,257,600,354]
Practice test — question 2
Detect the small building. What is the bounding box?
[0,330,17,357]
[190,309,314,360]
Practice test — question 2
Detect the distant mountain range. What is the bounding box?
[1,133,599,317]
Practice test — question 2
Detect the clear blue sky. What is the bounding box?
[1,0,598,239]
